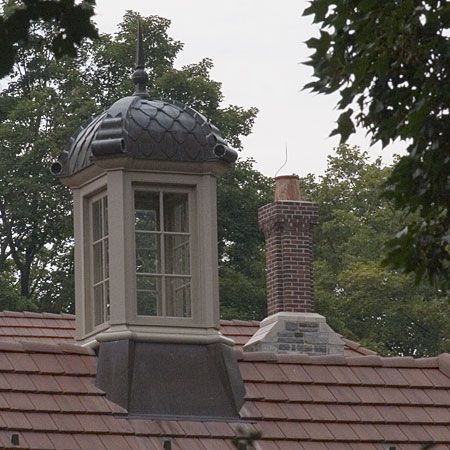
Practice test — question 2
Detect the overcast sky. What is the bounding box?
[94,0,402,178]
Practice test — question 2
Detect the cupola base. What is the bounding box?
[96,339,246,419]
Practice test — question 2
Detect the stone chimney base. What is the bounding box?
[243,312,344,355]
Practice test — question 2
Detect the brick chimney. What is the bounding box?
[259,175,318,314]
[244,175,344,355]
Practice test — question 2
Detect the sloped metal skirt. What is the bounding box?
[96,340,246,420]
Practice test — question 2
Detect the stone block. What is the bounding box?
[285,322,298,331]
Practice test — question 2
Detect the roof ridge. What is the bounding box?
[0,311,75,320]
[220,319,257,326]
[0,340,93,355]
[239,351,442,368]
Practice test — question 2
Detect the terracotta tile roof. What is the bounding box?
[0,311,75,345]
[0,313,376,356]
[0,337,448,448]
[1,313,450,448]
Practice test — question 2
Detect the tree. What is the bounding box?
[218,159,273,320]
[0,11,258,312]
[0,0,97,78]
[303,0,450,286]
[301,145,450,357]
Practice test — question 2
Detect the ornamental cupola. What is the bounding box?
[52,23,244,419]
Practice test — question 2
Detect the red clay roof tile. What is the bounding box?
[49,413,83,432]
[21,431,55,449]
[425,406,450,422]
[254,362,289,382]
[326,365,360,385]
[307,384,337,403]
[351,404,384,422]
[254,402,286,420]
[129,418,163,436]
[279,364,313,383]
[424,368,450,388]
[27,393,60,413]
[325,385,359,404]
[255,421,285,440]
[3,391,29,410]
[48,432,79,449]
[30,353,65,374]
[9,373,36,391]
[0,352,14,372]
[303,422,334,440]
[279,402,311,421]
[54,394,85,412]
[306,403,336,421]
[239,362,265,381]
[378,386,410,404]
[159,420,186,436]
[240,401,262,420]
[2,411,32,429]
[276,421,309,440]
[203,421,235,438]
[279,383,311,402]
[24,412,58,431]
[350,423,384,441]
[399,405,433,423]
[375,367,410,386]
[178,421,210,437]
[326,404,360,422]
[375,404,409,422]
[73,433,107,450]
[304,365,338,384]
[426,424,450,441]
[375,424,409,442]
[352,386,387,404]
[5,351,39,372]
[325,422,360,441]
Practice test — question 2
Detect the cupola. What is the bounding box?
[52,23,244,419]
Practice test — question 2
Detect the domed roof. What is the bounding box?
[52,24,236,178]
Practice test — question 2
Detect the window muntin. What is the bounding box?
[91,195,110,326]
[134,190,191,318]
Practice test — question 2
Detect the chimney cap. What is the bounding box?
[274,175,301,201]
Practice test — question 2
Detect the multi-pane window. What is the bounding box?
[91,195,110,326]
[134,190,191,318]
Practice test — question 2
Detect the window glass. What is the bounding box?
[91,195,109,327]
[164,193,189,232]
[92,199,103,242]
[134,190,191,318]
[135,233,160,273]
[136,276,161,316]
[135,191,160,231]
[166,277,191,317]
[165,235,190,275]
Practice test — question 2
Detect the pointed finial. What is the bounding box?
[132,19,149,98]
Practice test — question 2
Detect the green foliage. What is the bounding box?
[218,159,273,320]
[303,0,450,285]
[0,11,258,312]
[0,0,97,78]
[232,427,261,450]
[302,145,449,357]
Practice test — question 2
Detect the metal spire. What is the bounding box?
[132,19,149,98]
